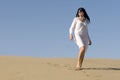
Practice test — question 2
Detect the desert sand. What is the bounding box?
[0,56,120,80]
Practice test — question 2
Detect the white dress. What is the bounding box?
[69,17,90,48]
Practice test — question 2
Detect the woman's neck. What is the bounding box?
[78,17,85,22]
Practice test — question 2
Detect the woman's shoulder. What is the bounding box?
[73,17,79,22]
[84,18,90,24]
[73,17,77,20]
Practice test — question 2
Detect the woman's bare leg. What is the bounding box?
[76,46,86,70]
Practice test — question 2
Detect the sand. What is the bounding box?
[0,56,120,80]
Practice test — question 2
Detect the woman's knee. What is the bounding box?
[80,46,86,52]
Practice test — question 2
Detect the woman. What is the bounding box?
[69,7,92,70]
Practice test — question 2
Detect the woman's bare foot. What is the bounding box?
[75,64,82,70]
[75,67,82,71]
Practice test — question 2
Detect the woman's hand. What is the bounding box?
[69,34,73,40]
[88,40,92,45]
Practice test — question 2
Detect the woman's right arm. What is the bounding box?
[69,17,76,40]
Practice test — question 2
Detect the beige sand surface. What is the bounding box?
[0,56,120,80]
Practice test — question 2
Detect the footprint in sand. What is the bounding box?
[86,74,90,77]
[46,62,60,68]
[46,62,52,65]
[46,62,75,70]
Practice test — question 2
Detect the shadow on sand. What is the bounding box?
[82,67,120,71]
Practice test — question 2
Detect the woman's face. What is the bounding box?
[78,11,84,21]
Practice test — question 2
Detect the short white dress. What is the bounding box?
[69,17,91,48]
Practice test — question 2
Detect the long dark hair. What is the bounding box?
[76,7,90,23]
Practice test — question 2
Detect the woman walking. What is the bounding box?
[69,7,92,70]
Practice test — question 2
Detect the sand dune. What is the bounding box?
[0,56,120,80]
